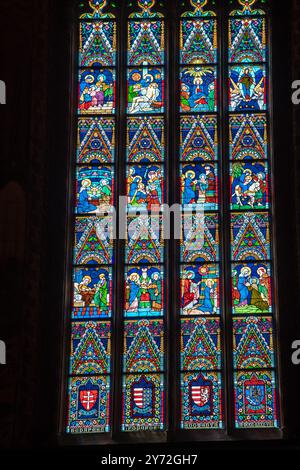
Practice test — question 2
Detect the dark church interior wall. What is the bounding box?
[0,0,63,448]
[0,0,299,449]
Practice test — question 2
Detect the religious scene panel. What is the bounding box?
[124,265,164,318]
[127,67,165,114]
[79,68,116,115]
[180,66,217,113]
[229,65,267,112]
[181,163,218,211]
[181,264,220,316]
[231,262,272,315]
[72,266,113,319]
[127,164,164,212]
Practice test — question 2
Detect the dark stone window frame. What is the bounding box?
[40,0,300,449]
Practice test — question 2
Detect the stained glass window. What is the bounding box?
[67,0,117,433]
[122,0,166,432]
[65,0,280,438]
[179,0,223,430]
[229,0,278,428]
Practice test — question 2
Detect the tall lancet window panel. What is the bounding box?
[122,0,166,432]
[179,0,223,430]
[228,0,279,429]
[66,0,118,434]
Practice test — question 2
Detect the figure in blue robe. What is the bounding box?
[232,170,252,206]
[183,172,196,205]
[198,285,214,314]
[238,171,252,192]
[128,277,140,306]
[237,267,251,305]
[78,184,96,213]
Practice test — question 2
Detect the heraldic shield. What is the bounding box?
[244,374,266,415]
[78,378,100,418]
[189,373,213,417]
[131,376,154,419]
